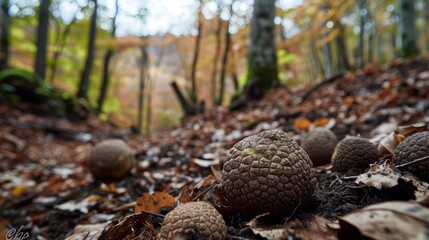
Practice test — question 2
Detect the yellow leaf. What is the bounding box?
[294,118,312,131]
[11,185,26,197]
[135,192,175,214]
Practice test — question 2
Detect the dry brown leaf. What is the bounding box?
[135,192,175,214]
[377,132,405,155]
[283,216,337,240]
[355,160,428,200]
[294,118,312,131]
[342,96,355,106]
[247,214,284,239]
[101,212,158,240]
[64,223,109,240]
[338,201,429,240]
[398,123,428,137]
[190,175,217,201]
[177,185,192,204]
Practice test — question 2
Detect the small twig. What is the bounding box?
[341,176,358,181]
[112,201,136,212]
[396,155,429,169]
[140,210,165,219]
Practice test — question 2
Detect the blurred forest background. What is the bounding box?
[0,0,428,134]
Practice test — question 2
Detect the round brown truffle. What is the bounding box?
[220,129,316,217]
[158,201,227,240]
[301,128,338,166]
[393,131,429,182]
[331,136,378,175]
[88,139,134,180]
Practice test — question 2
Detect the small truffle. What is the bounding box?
[331,136,378,175]
[393,131,429,182]
[88,139,134,180]
[220,129,316,217]
[158,201,227,240]
[301,128,338,166]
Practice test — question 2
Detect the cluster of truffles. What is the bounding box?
[331,136,378,175]
[301,128,338,166]
[158,201,227,240]
[393,131,429,182]
[220,129,316,216]
[88,139,135,180]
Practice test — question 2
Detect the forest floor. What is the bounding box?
[1,57,429,240]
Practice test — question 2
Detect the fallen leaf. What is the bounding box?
[283,216,337,240]
[247,214,284,239]
[343,96,355,106]
[355,160,428,200]
[338,201,429,240]
[398,123,428,137]
[377,132,404,155]
[135,192,175,215]
[177,185,192,204]
[294,118,312,131]
[190,175,217,200]
[64,223,109,240]
[101,212,158,240]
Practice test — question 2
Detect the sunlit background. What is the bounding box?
[3,0,429,133]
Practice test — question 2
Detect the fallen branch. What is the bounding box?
[0,116,134,142]
[293,72,345,105]
[396,155,429,169]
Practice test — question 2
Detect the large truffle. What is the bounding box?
[88,139,134,180]
[158,201,227,240]
[220,129,316,217]
[393,131,429,182]
[301,128,338,166]
[331,136,378,175]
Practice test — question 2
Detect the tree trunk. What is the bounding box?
[190,0,203,104]
[321,39,333,78]
[137,45,148,133]
[97,0,118,112]
[356,0,366,69]
[50,18,77,83]
[425,0,429,53]
[34,0,50,79]
[77,0,98,100]
[0,0,10,70]
[336,23,350,71]
[211,1,222,106]
[246,0,278,100]
[216,2,233,106]
[399,0,418,58]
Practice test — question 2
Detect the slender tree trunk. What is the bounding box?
[216,2,233,106]
[336,23,350,71]
[246,0,278,100]
[97,0,118,112]
[34,0,50,79]
[77,0,98,100]
[425,0,429,53]
[0,0,10,70]
[321,39,332,77]
[211,2,222,106]
[356,0,366,69]
[137,45,148,133]
[190,0,203,104]
[399,0,418,58]
[50,19,76,82]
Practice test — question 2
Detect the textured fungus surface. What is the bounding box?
[331,136,378,175]
[221,129,316,216]
[88,139,134,180]
[393,131,429,182]
[301,128,338,166]
[158,201,227,240]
